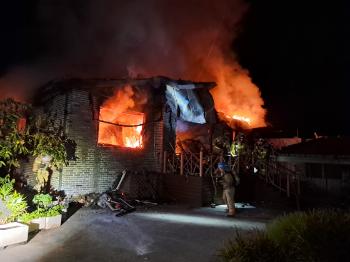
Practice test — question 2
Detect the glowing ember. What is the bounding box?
[97,85,145,148]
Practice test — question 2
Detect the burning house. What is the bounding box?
[22,77,217,202]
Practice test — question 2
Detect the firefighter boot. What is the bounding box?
[226,208,235,217]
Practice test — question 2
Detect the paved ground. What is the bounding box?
[0,204,274,262]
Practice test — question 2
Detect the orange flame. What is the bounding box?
[98,85,145,148]
[206,55,266,128]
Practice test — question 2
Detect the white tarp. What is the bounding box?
[165,83,206,124]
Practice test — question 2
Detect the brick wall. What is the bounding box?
[163,174,214,207]
[25,82,171,197]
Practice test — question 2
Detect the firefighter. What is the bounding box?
[253,138,269,175]
[212,132,231,155]
[230,133,246,157]
[216,162,240,217]
[32,155,53,192]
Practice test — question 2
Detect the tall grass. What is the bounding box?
[220,230,283,262]
[219,210,350,262]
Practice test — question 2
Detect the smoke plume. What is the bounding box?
[0,0,266,127]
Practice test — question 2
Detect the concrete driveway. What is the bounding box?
[0,204,269,262]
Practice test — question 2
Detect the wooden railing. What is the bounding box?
[264,157,301,197]
[163,149,302,208]
[259,156,302,208]
[163,150,236,177]
[164,150,203,176]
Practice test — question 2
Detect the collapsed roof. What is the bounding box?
[35,76,217,125]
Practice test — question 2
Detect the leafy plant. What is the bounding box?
[30,193,63,218]
[0,99,30,172]
[0,175,27,224]
[18,203,63,223]
[32,132,68,169]
[0,98,74,191]
[44,204,63,217]
[33,194,53,209]
[18,210,41,223]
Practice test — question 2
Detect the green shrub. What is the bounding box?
[267,212,310,261]
[0,175,27,224]
[32,194,53,209]
[44,204,63,217]
[268,210,350,262]
[219,210,350,262]
[29,193,63,219]
[219,230,283,262]
[18,204,62,223]
[18,211,41,223]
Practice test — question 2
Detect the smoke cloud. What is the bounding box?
[0,0,266,127]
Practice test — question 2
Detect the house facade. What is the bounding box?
[22,77,216,202]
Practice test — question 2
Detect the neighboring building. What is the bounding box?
[251,127,303,150]
[277,137,350,197]
[267,137,302,150]
[22,77,216,200]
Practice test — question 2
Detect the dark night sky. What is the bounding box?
[0,0,349,137]
[235,0,350,136]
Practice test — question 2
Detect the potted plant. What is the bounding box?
[31,193,63,230]
[0,176,29,248]
[32,194,52,229]
[18,211,44,232]
[44,204,63,229]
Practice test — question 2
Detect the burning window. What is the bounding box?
[98,109,145,148]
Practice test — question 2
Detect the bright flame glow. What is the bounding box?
[232,115,252,125]
[98,85,145,148]
[99,111,144,148]
[204,51,266,128]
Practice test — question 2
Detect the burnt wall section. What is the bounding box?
[118,171,163,200]
[162,105,176,152]
[25,81,171,196]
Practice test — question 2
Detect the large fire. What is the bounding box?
[98,85,145,148]
[205,55,266,129]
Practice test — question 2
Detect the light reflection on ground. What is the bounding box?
[135,212,265,230]
[217,202,256,209]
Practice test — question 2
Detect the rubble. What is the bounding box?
[70,193,100,207]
